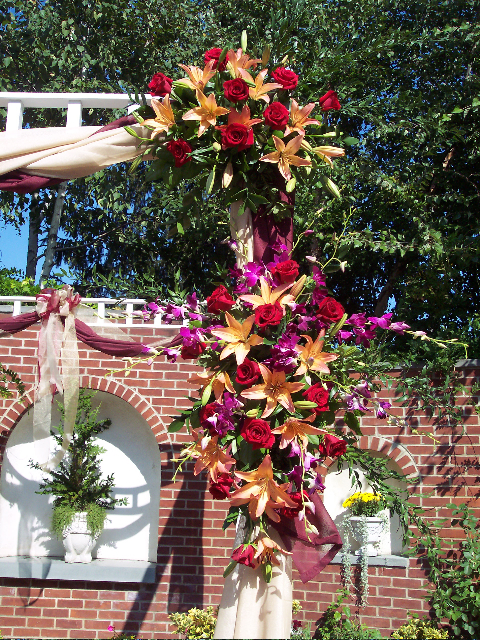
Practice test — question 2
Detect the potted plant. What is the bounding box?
[30,390,127,563]
[342,491,386,557]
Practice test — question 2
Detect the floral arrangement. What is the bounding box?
[120,244,452,584]
[342,491,385,517]
[128,32,346,219]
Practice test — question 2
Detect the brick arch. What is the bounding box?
[318,435,420,482]
[0,375,173,454]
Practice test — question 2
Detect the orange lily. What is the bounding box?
[188,431,235,482]
[285,100,321,136]
[209,313,263,365]
[243,69,282,103]
[142,95,176,138]
[272,414,328,449]
[241,363,304,418]
[260,134,312,181]
[216,104,263,132]
[177,60,217,91]
[230,455,297,520]
[183,90,230,137]
[312,145,346,167]
[239,276,294,309]
[187,370,235,401]
[252,533,293,567]
[226,48,262,79]
[294,330,338,376]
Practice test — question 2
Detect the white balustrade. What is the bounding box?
[0,91,152,131]
[0,296,179,328]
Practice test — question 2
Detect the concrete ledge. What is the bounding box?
[331,553,410,568]
[0,556,157,582]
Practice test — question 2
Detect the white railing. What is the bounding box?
[0,296,182,328]
[0,91,152,130]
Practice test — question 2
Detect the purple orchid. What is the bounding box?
[243,262,265,288]
[343,392,369,413]
[337,329,353,344]
[305,473,326,496]
[297,315,317,331]
[302,451,321,471]
[353,327,376,348]
[162,347,179,362]
[288,441,301,458]
[376,401,391,419]
[185,292,199,312]
[368,313,392,330]
[162,302,185,324]
[312,266,327,287]
[390,321,411,335]
[347,313,367,328]
[312,287,328,305]
[355,380,371,398]
[287,465,304,490]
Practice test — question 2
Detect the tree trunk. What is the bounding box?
[26,209,42,279]
[40,182,67,286]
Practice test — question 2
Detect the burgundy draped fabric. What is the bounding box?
[252,175,295,264]
[0,171,64,195]
[272,492,343,583]
[0,312,173,357]
[0,115,138,195]
[74,319,146,357]
[0,311,40,333]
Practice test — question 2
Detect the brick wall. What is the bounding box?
[0,322,479,638]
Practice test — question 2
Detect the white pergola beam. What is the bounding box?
[0,92,151,110]
[6,101,24,131]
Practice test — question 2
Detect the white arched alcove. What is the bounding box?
[323,451,407,555]
[0,391,161,563]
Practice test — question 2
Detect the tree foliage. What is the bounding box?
[1,0,479,354]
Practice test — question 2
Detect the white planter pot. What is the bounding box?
[62,512,99,563]
[350,516,384,557]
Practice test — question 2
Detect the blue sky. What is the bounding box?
[0,222,30,273]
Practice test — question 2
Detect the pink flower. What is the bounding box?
[108,625,115,632]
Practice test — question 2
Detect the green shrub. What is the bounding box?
[169,606,217,639]
[392,617,449,639]
[314,590,385,639]
[0,268,39,296]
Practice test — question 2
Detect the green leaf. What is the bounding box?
[167,419,185,433]
[345,411,362,435]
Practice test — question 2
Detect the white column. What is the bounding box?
[66,101,82,128]
[6,101,24,131]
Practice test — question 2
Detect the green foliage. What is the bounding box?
[51,502,107,539]
[0,268,40,296]
[411,503,480,639]
[0,363,25,400]
[314,589,385,639]
[392,616,449,639]
[31,390,126,536]
[168,606,217,639]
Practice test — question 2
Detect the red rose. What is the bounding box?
[223,78,249,102]
[199,403,217,426]
[263,102,290,129]
[271,259,299,284]
[204,47,229,72]
[207,285,235,314]
[272,67,299,90]
[148,72,173,97]
[209,473,234,500]
[181,341,206,359]
[317,297,345,324]
[232,544,256,568]
[254,302,283,328]
[240,418,275,450]
[236,358,261,386]
[303,383,330,414]
[319,90,341,111]
[280,491,310,519]
[220,123,253,151]
[166,139,192,167]
[318,433,347,458]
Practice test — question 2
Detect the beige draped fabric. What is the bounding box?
[0,124,152,180]
[229,201,254,268]
[214,519,292,640]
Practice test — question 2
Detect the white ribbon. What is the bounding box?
[34,286,80,471]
